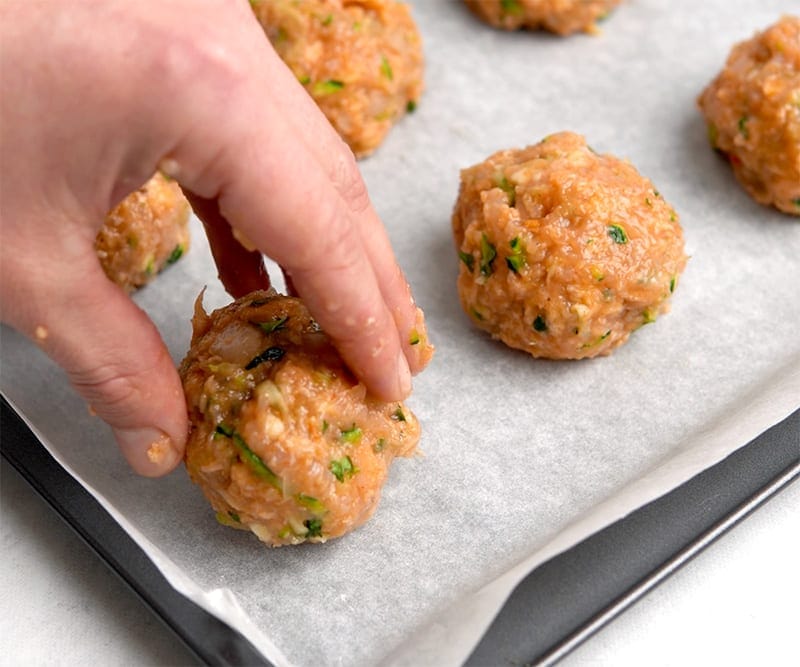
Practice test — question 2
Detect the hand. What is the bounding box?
[0,0,431,476]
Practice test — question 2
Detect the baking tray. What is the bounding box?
[2,394,797,666]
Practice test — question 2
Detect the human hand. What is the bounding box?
[0,0,431,476]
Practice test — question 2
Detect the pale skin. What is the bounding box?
[0,0,430,476]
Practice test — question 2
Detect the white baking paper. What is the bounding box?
[2,1,799,665]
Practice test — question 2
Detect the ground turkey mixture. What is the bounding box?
[180,290,420,546]
[96,173,190,292]
[463,0,620,36]
[251,0,423,157]
[452,132,686,359]
[698,15,800,216]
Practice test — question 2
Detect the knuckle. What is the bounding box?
[293,196,360,271]
[157,27,248,98]
[71,366,141,420]
[329,150,371,215]
[68,351,164,424]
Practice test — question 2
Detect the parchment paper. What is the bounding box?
[2,1,799,665]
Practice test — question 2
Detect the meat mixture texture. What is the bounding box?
[180,290,420,546]
[463,0,621,36]
[251,0,423,157]
[96,172,190,292]
[452,132,686,359]
[698,15,800,216]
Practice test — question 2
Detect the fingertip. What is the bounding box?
[404,306,435,375]
[113,426,185,477]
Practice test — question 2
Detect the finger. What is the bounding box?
[214,119,413,401]
[9,253,188,476]
[188,193,272,298]
[238,42,432,373]
[351,217,434,375]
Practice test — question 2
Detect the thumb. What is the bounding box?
[17,262,188,477]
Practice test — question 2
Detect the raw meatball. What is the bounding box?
[251,0,423,157]
[452,132,686,359]
[698,15,800,215]
[96,173,190,292]
[180,290,420,546]
[463,0,620,36]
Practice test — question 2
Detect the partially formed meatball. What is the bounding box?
[463,0,620,36]
[180,290,420,546]
[95,172,190,292]
[452,132,686,359]
[251,0,423,157]
[698,15,800,215]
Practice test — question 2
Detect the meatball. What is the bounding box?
[251,0,423,157]
[463,0,620,36]
[96,172,190,292]
[698,15,800,215]
[179,290,420,546]
[452,132,687,359]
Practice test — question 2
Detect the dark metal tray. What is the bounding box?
[2,394,797,666]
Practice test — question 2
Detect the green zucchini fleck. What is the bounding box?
[329,455,356,482]
[458,250,475,272]
[480,233,497,276]
[313,79,345,96]
[607,224,628,244]
[304,518,323,538]
[340,424,362,443]
[533,315,547,332]
[738,116,750,139]
[258,316,289,333]
[581,330,612,349]
[496,176,516,206]
[296,494,326,515]
[392,407,406,422]
[215,511,241,527]
[500,0,523,15]
[506,237,525,273]
[166,244,184,265]
[406,99,417,113]
[215,423,282,492]
[380,55,393,81]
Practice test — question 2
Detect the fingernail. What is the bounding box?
[113,426,182,477]
[397,350,412,398]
